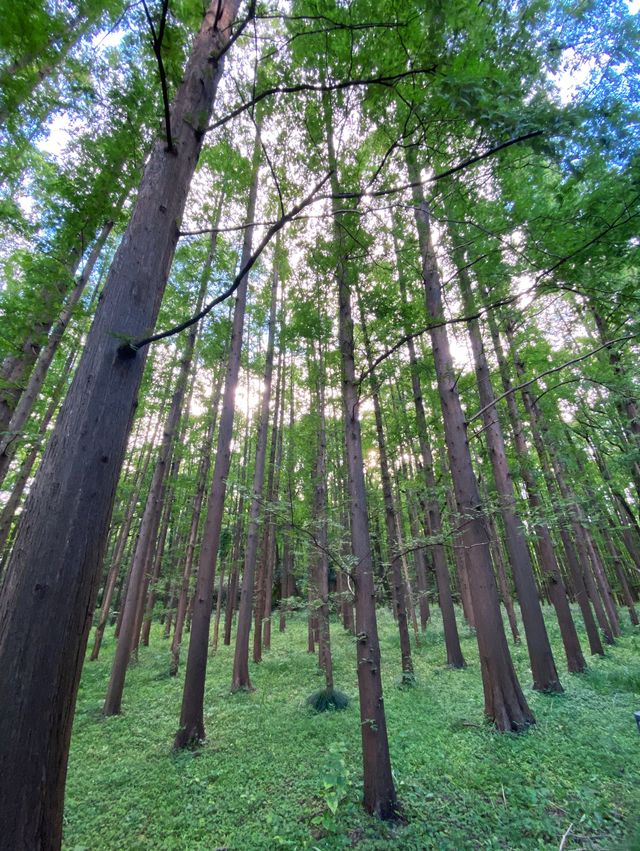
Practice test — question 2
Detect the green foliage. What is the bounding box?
[64,609,640,850]
[306,687,350,713]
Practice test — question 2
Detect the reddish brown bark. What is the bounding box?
[233,252,278,687]
[0,3,240,844]
[406,148,533,730]
[175,126,261,745]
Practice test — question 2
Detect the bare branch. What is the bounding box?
[467,334,638,425]
[120,172,333,354]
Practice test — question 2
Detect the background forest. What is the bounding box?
[0,0,639,849]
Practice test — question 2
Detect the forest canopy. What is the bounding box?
[0,1,639,849]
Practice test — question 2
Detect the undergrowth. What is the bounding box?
[64,606,640,850]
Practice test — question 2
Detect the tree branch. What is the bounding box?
[206,67,438,132]
[120,172,332,354]
[142,0,175,153]
[467,334,638,425]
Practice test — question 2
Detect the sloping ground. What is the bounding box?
[64,607,640,850]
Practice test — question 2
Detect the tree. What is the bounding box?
[0,2,242,844]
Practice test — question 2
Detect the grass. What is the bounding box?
[64,606,640,850]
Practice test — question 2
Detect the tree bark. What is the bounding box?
[175,123,261,745]
[0,2,240,844]
[406,147,533,730]
[325,93,397,819]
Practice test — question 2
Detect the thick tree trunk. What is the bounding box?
[175,125,261,744]
[406,149,533,730]
[0,3,240,845]
[90,414,159,661]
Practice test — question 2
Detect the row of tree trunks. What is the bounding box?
[453,249,562,693]
[481,297,586,672]
[405,146,534,731]
[0,350,76,561]
[506,324,608,654]
[0,219,115,486]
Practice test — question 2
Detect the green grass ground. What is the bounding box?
[64,607,640,850]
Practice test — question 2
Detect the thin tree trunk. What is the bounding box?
[104,335,198,713]
[311,339,335,691]
[170,365,224,673]
[395,245,465,667]
[355,286,414,679]
[233,250,278,686]
[325,92,397,819]
[175,125,261,745]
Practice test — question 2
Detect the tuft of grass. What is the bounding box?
[306,687,350,713]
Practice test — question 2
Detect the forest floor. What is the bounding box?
[64,606,640,850]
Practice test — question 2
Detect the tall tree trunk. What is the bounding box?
[311,340,335,692]
[395,237,465,667]
[175,124,261,745]
[254,334,283,660]
[325,92,397,819]
[506,325,606,655]
[233,251,278,687]
[482,300,585,672]
[406,148,533,730]
[0,2,240,844]
[263,347,285,651]
[355,286,414,679]
[454,254,561,693]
